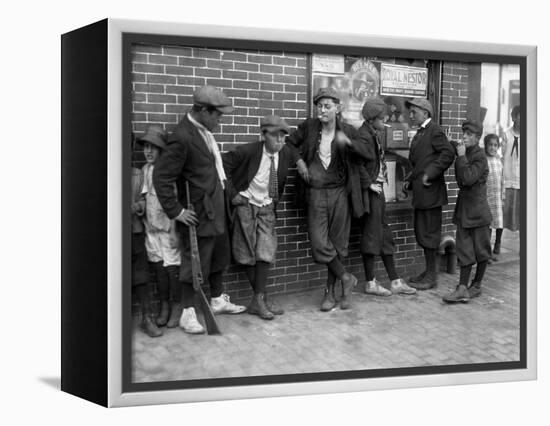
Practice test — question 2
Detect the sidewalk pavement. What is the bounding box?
[132,230,520,383]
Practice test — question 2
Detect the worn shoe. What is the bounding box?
[468,282,482,299]
[156,300,170,326]
[247,293,275,320]
[365,278,392,296]
[264,294,284,315]
[211,293,246,314]
[341,272,358,296]
[140,315,163,338]
[442,285,470,303]
[320,287,336,312]
[390,278,417,295]
[166,302,183,328]
[408,273,437,290]
[340,293,352,310]
[179,307,205,334]
[409,270,427,283]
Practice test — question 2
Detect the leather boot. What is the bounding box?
[408,272,437,290]
[156,300,170,326]
[166,302,183,328]
[247,293,274,320]
[468,282,482,298]
[140,314,163,338]
[320,285,336,312]
[264,293,284,315]
[442,284,470,303]
[341,272,358,298]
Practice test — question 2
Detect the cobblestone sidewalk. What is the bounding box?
[132,231,520,383]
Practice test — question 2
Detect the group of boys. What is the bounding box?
[132,84,495,337]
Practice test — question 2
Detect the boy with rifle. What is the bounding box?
[153,86,246,335]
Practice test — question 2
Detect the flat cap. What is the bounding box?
[193,85,234,114]
[462,120,483,137]
[361,96,387,120]
[405,97,433,117]
[260,115,291,134]
[137,125,167,150]
[313,87,340,105]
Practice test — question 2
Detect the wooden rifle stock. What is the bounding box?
[185,182,221,335]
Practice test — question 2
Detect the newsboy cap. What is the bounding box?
[405,98,433,117]
[260,115,291,134]
[313,87,340,105]
[461,120,483,137]
[193,85,234,114]
[362,96,387,120]
[137,125,167,150]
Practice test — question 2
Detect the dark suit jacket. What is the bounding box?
[357,122,382,185]
[452,144,492,228]
[287,118,370,218]
[407,120,454,209]
[153,114,226,237]
[222,141,299,214]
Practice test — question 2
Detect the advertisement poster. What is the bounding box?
[380,63,428,97]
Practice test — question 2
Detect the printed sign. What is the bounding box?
[312,54,345,74]
[380,63,428,97]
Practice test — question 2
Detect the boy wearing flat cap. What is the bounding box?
[443,120,492,303]
[223,116,300,320]
[153,85,246,335]
[404,98,455,290]
[138,126,181,329]
[287,87,369,311]
[357,97,417,297]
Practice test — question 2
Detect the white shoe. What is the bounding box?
[391,278,417,295]
[179,307,205,334]
[365,278,392,296]
[210,293,246,314]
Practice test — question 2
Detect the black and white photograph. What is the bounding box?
[7,0,545,421]
[124,32,527,390]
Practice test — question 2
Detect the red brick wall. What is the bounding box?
[131,43,470,302]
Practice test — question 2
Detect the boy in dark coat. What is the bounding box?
[287,87,370,311]
[443,121,492,303]
[153,86,246,334]
[404,98,455,290]
[357,97,417,296]
[223,116,300,319]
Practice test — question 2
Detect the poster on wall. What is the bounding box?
[380,63,428,97]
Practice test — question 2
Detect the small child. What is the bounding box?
[443,120,492,303]
[132,149,162,337]
[484,134,504,261]
[137,126,182,328]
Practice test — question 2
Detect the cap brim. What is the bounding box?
[262,125,290,134]
[215,105,234,114]
[314,95,340,104]
[138,136,165,149]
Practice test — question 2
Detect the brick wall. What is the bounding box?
[131,43,471,303]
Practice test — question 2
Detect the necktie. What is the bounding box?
[511,135,519,157]
[268,155,278,202]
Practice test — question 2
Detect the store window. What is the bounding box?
[311,55,441,206]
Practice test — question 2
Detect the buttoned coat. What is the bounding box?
[153,114,226,237]
[452,144,492,228]
[407,120,454,209]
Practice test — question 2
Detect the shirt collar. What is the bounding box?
[187,112,209,134]
[420,117,432,128]
[263,145,279,159]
